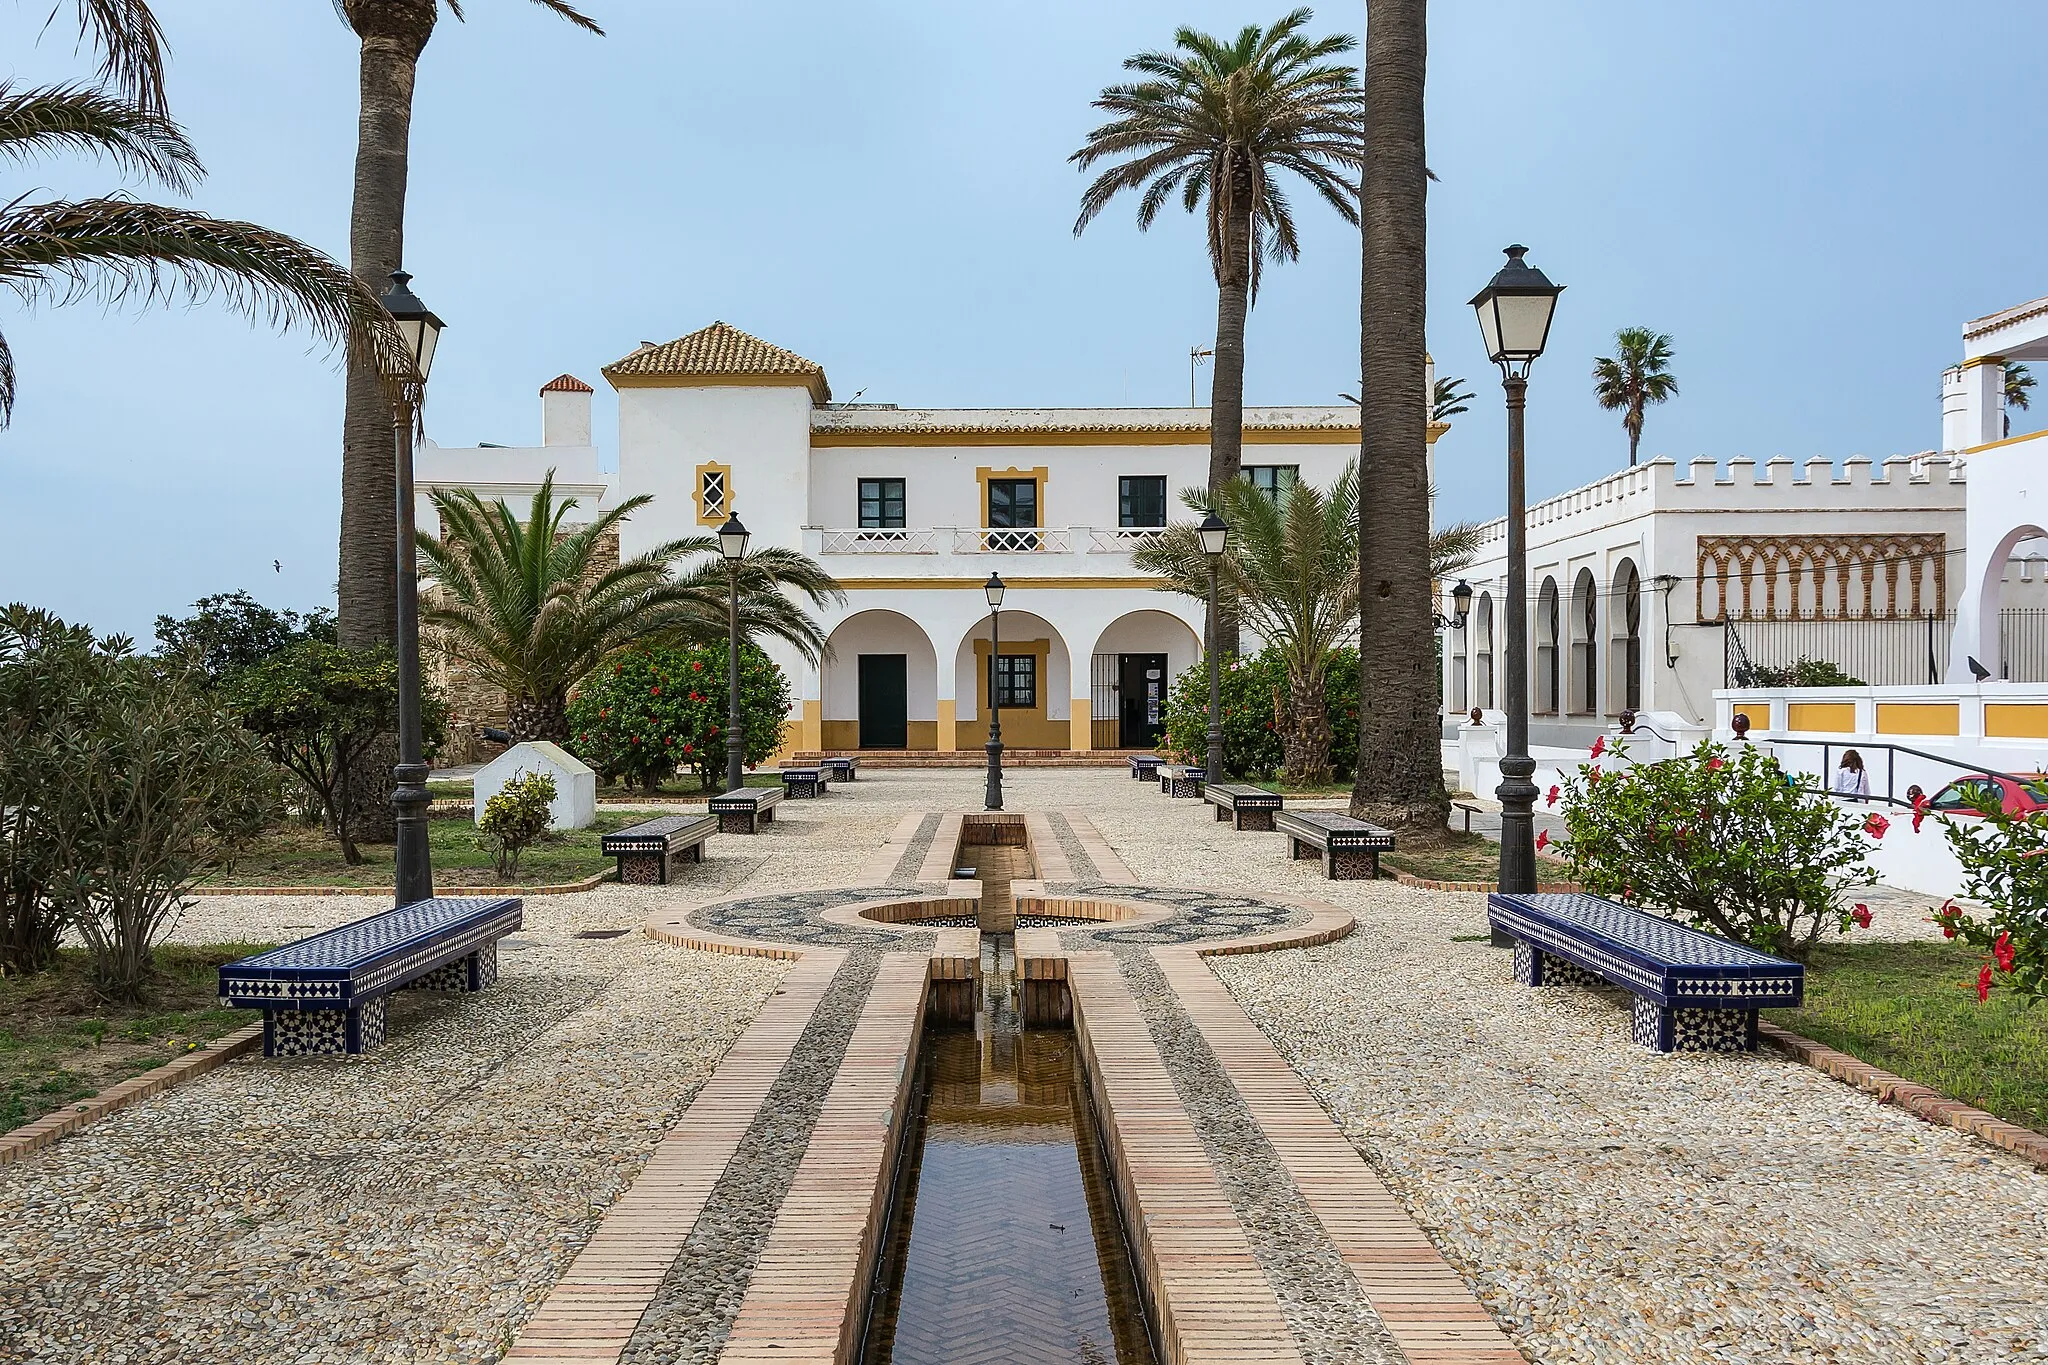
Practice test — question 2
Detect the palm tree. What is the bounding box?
[1351,0,1442,840]
[2005,362,2033,438]
[417,473,841,743]
[1072,8,1363,505]
[1593,327,1679,466]
[1431,375,1472,422]
[334,0,603,655]
[0,42,404,427]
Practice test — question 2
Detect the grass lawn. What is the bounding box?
[1248,779,1354,799]
[1380,829,1572,884]
[1,944,269,1131]
[1766,940,2048,1137]
[200,811,645,889]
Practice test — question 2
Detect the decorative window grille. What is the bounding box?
[698,467,729,521]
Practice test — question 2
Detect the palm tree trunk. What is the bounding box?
[507,691,570,745]
[1351,0,1447,843]
[1209,188,1253,658]
[1626,410,1642,466]
[1284,667,1331,788]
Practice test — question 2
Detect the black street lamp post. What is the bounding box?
[1199,511,1230,781]
[718,514,751,792]
[984,573,1006,811]
[380,269,445,910]
[1469,244,1564,916]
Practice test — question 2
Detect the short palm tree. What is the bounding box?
[1593,327,1680,466]
[2006,363,2034,437]
[1431,375,1473,423]
[417,473,841,743]
[0,13,404,427]
[1072,8,1363,504]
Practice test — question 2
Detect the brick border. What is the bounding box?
[1388,870,1580,894]
[0,1022,264,1167]
[1758,1021,2048,1171]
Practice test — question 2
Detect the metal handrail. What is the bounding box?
[1763,736,2028,809]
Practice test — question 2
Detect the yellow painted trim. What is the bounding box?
[1960,428,2048,455]
[976,465,1050,529]
[694,461,733,526]
[1961,354,2008,371]
[1070,698,1093,752]
[606,371,830,403]
[971,637,1053,732]
[763,718,802,766]
[1425,420,1450,444]
[1986,703,2048,739]
[810,426,1362,448]
[936,697,956,751]
[1785,701,1857,734]
[1876,702,1959,737]
[834,576,1170,590]
[799,698,822,752]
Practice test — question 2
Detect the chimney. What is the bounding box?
[540,374,593,447]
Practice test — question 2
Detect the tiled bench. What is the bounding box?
[1488,891,1804,1053]
[1205,781,1283,831]
[1276,809,1393,879]
[1127,753,1164,781]
[709,786,784,834]
[218,896,522,1056]
[820,756,859,782]
[602,813,715,883]
[1157,763,1205,798]
[779,766,828,798]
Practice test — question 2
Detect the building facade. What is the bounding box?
[420,322,1443,758]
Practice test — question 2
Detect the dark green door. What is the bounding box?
[858,654,909,749]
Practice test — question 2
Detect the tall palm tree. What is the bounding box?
[1072,7,1363,504]
[417,473,841,743]
[0,32,403,427]
[1593,326,1679,466]
[2005,362,2033,438]
[1351,0,1441,839]
[334,0,603,655]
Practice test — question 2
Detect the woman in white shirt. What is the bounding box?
[1831,749,1871,800]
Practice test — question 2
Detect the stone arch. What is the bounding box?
[1569,568,1599,716]
[1608,559,1641,714]
[955,609,1075,750]
[1473,592,1496,711]
[1088,610,1202,750]
[822,609,939,750]
[1536,576,1561,715]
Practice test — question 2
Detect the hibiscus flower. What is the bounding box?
[1994,932,2016,973]
[1976,964,1993,1003]
[1535,829,1550,852]
[1707,757,1725,772]
[1863,813,1890,839]
[1911,794,1929,834]
[1545,785,1560,807]
[1588,766,1602,784]
[1590,735,1606,759]
[1850,903,1872,929]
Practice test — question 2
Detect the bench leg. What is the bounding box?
[466,942,500,991]
[1513,940,1542,985]
[1291,837,1319,861]
[1633,1000,1759,1053]
[1235,809,1274,833]
[687,842,704,863]
[405,959,471,992]
[261,998,386,1057]
[1326,849,1379,880]
[762,807,775,823]
[1517,946,1603,991]
[719,811,750,834]
[1215,803,1231,821]
[617,852,665,885]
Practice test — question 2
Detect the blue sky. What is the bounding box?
[2,1,2043,638]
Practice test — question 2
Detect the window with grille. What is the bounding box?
[859,478,905,528]
[1245,465,1299,501]
[1119,475,1167,528]
[993,652,1037,708]
[698,466,729,521]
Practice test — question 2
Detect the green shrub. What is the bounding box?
[567,643,793,792]
[1161,646,1360,783]
[1935,795,2048,1003]
[477,770,557,880]
[1732,656,1865,688]
[1552,736,1875,959]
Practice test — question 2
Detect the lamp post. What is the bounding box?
[718,513,751,793]
[1199,511,1230,781]
[1470,244,1564,908]
[379,269,445,909]
[1437,578,1473,632]
[984,573,1006,810]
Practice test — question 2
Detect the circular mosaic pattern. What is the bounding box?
[1063,885,1307,947]
[685,886,935,947]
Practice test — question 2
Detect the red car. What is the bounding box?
[1923,774,2048,818]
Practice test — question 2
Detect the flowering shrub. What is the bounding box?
[477,770,555,879]
[1161,646,1360,782]
[1553,737,1875,959]
[1936,798,2048,1002]
[567,643,793,792]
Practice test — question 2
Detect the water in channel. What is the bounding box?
[859,937,1157,1365]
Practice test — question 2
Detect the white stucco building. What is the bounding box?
[421,322,1445,759]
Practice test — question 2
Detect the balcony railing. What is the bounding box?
[812,525,1166,556]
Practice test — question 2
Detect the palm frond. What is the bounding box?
[57,0,169,115]
[1430,521,1485,579]
[0,83,199,190]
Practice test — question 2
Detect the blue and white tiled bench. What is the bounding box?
[708,786,783,834]
[779,766,828,798]
[1205,781,1284,831]
[219,896,522,1057]
[1127,753,1164,781]
[1158,763,1204,798]
[820,756,858,782]
[1486,891,1805,1053]
[1275,810,1392,879]
[602,813,716,883]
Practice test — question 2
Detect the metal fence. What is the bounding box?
[1721,608,2048,686]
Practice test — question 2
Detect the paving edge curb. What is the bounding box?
[194,869,615,898]
[1389,869,1582,894]
[0,1022,265,1167]
[1757,1020,2048,1171]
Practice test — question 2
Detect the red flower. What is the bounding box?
[1545,785,1560,807]
[630,735,640,745]
[1994,932,2016,973]
[599,707,610,719]
[1588,766,1602,784]
[1707,757,1725,772]
[1911,794,1929,833]
[1976,964,1993,1003]
[1535,829,1550,852]
[651,686,661,696]
[1935,897,1961,939]
[682,743,694,755]
[691,692,703,703]
[692,660,703,672]
[1863,813,1889,839]
[664,736,673,745]
[1590,735,1606,759]
[1850,903,1872,929]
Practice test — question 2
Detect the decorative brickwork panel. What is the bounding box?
[1696,532,1946,623]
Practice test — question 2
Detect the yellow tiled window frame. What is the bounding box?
[696,462,733,526]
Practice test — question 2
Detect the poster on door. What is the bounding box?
[1146,670,1161,725]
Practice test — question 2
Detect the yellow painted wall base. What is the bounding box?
[1786,702,1857,734]
[800,698,822,752]
[937,699,956,751]
[1987,703,2048,739]
[1875,702,1959,736]
[763,719,803,767]
[1070,699,1093,752]
[820,719,938,751]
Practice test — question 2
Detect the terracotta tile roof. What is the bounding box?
[601,321,829,400]
[809,406,1361,437]
[539,373,593,394]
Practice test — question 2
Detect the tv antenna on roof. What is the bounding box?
[1190,346,1214,408]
